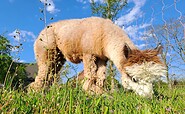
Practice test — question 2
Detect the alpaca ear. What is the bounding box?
[155,44,163,55]
[124,44,132,59]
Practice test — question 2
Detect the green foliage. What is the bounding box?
[91,0,127,20]
[0,35,27,88]
[0,83,185,113]
[0,35,12,55]
[0,35,12,83]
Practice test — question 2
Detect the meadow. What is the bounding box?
[1,1,184,113]
[0,82,185,114]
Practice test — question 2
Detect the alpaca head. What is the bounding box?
[123,44,166,97]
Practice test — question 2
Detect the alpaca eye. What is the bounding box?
[132,78,138,82]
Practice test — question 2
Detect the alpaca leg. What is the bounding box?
[29,48,65,90]
[29,50,50,90]
[46,48,65,85]
[87,59,106,94]
[96,59,106,89]
[76,59,106,94]
[82,54,103,94]
[82,54,97,91]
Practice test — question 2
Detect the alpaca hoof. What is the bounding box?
[90,84,103,95]
[27,82,44,92]
[82,79,103,95]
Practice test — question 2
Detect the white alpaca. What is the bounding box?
[29,17,166,97]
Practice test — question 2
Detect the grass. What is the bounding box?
[0,83,185,114]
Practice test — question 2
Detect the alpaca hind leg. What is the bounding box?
[29,49,51,90]
[29,48,65,90]
[77,59,106,93]
[46,48,66,86]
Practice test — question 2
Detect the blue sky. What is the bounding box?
[0,0,184,64]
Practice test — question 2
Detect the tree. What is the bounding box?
[145,18,185,88]
[0,35,12,83]
[0,35,27,88]
[90,0,127,92]
[91,0,127,21]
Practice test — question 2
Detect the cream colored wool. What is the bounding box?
[124,62,166,97]
[30,17,137,94]
[125,62,166,83]
[30,17,164,97]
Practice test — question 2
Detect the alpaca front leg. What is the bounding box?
[82,54,103,94]
[82,54,97,91]
[96,60,106,89]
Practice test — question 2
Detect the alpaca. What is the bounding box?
[29,17,166,97]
